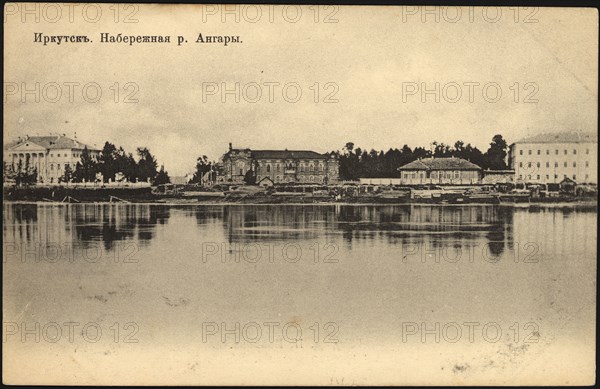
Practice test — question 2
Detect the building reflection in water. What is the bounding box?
[3,203,596,263]
[214,205,515,257]
[3,203,170,251]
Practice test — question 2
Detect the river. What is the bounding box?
[3,203,596,385]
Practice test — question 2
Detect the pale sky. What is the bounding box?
[4,5,598,175]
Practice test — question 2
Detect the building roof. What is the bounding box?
[225,144,335,160]
[4,134,99,151]
[513,131,597,144]
[398,157,482,171]
[251,150,330,160]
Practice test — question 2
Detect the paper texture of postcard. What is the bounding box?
[3,3,598,386]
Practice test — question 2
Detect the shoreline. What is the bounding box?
[4,199,598,208]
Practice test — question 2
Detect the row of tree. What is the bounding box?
[334,135,509,180]
[67,142,171,185]
[4,158,38,185]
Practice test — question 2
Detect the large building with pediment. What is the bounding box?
[3,134,100,183]
[219,143,339,185]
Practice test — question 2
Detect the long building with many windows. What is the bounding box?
[3,134,100,183]
[509,132,597,184]
[219,143,339,184]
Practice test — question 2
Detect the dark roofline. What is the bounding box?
[398,157,481,171]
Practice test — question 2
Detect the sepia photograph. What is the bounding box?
[2,2,598,385]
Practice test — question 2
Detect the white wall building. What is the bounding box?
[3,134,100,183]
[509,132,597,184]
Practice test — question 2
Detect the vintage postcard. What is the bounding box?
[3,3,598,386]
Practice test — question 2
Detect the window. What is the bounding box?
[546,162,550,168]
[546,175,549,179]
[555,174,558,179]
[266,165,271,172]
[573,149,577,155]
[555,150,558,155]
[586,174,589,179]
[573,162,576,167]
[573,175,576,180]
[519,162,523,167]
[586,149,590,154]
[564,162,567,167]
[537,175,540,179]
[50,154,53,157]
[555,162,558,167]
[50,164,54,170]
[536,162,540,168]
[519,174,522,179]
[537,150,540,155]
[276,164,280,172]
[57,164,61,170]
[528,150,532,155]
[546,150,549,155]
[519,150,523,155]
[239,168,243,176]
[454,171,459,178]
[586,161,589,167]
[564,150,567,155]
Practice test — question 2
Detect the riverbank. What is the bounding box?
[4,199,597,210]
[4,185,597,206]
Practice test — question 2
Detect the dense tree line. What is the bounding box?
[334,134,508,180]
[69,142,170,185]
[189,155,218,184]
[3,158,38,185]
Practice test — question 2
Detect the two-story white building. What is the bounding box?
[3,134,100,183]
[509,132,597,184]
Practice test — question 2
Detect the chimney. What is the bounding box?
[229,142,232,151]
